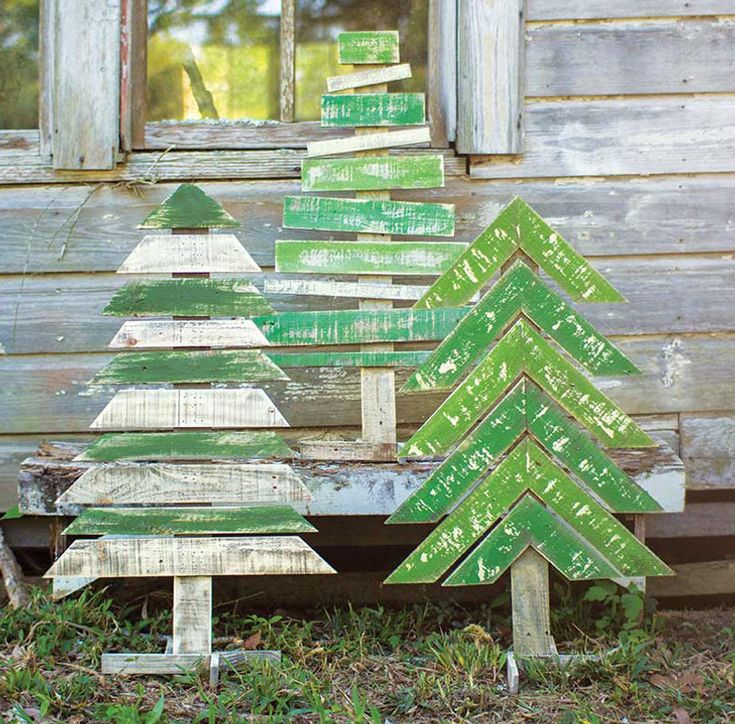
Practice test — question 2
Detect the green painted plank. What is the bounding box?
[338,31,400,64]
[415,196,624,308]
[77,431,293,462]
[283,196,455,238]
[103,279,273,317]
[138,184,239,229]
[92,350,288,385]
[402,319,654,458]
[266,350,431,368]
[403,260,638,392]
[64,505,315,536]
[253,307,469,346]
[275,240,465,276]
[301,155,444,192]
[321,94,424,127]
[444,495,620,585]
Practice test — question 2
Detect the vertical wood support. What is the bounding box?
[511,548,557,657]
[428,0,457,147]
[457,0,526,154]
[280,0,296,122]
[120,0,147,151]
[172,576,212,654]
[38,0,54,156]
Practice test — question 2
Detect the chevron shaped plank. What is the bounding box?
[283,196,454,237]
[307,127,431,157]
[138,184,239,229]
[253,308,468,346]
[46,536,336,578]
[402,319,653,458]
[264,278,428,301]
[338,30,400,64]
[444,495,620,585]
[90,389,289,430]
[57,462,309,505]
[275,241,464,276]
[64,506,315,536]
[321,94,425,127]
[92,350,288,385]
[118,234,260,274]
[385,439,671,585]
[416,196,624,308]
[76,431,292,462]
[326,63,412,93]
[103,279,273,318]
[109,319,269,350]
[390,380,660,524]
[267,350,431,368]
[404,260,638,392]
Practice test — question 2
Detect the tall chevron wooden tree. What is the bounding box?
[385,197,673,658]
[45,184,335,679]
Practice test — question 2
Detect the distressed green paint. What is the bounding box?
[321,94,424,127]
[415,196,624,308]
[444,496,620,585]
[93,350,287,385]
[77,431,293,462]
[266,350,431,368]
[338,31,400,64]
[275,240,464,276]
[283,196,455,238]
[385,440,671,585]
[253,307,469,346]
[64,505,314,536]
[103,279,273,317]
[404,261,638,392]
[402,319,654,458]
[301,155,444,192]
[138,184,239,229]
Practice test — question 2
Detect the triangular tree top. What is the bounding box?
[138,183,240,229]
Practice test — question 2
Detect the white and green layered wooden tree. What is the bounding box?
[45,184,335,678]
[257,30,462,461]
[385,197,674,659]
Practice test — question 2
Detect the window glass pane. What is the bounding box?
[0,0,39,129]
[147,0,282,122]
[295,0,428,122]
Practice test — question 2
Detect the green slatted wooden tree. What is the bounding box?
[385,197,674,662]
[45,184,335,680]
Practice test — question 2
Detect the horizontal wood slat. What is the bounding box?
[101,651,281,675]
[108,320,270,350]
[307,127,431,158]
[338,31,400,64]
[263,278,429,301]
[321,94,425,127]
[680,412,735,490]
[327,64,412,92]
[526,1,734,20]
[266,350,431,368]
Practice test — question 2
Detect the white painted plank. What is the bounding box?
[327,64,412,92]
[101,650,280,674]
[52,575,97,600]
[90,389,289,430]
[307,127,431,158]
[173,576,211,655]
[57,462,310,505]
[118,234,260,274]
[527,0,734,20]
[263,278,428,301]
[46,536,337,577]
[109,319,270,349]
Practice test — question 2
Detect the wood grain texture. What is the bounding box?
[263,278,429,301]
[139,184,238,229]
[279,0,295,122]
[321,94,425,127]
[327,64,412,93]
[90,389,289,430]
[680,413,735,490]
[108,320,270,350]
[307,127,431,157]
[338,31,400,64]
[526,0,734,20]
[173,576,211,655]
[298,440,398,462]
[266,350,430,369]
[648,560,735,599]
[101,650,280,675]
[428,0,457,146]
[46,536,337,577]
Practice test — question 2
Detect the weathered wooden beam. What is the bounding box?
[338,31,400,64]
[101,650,280,675]
[263,278,429,301]
[321,94,425,127]
[307,127,431,158]
[327,64,412,93]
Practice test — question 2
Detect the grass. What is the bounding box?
[0,585,733,722]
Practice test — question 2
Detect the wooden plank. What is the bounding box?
[103,279,273,317]
[283,196,454,238]
[46,536,337,577]
[51,0,120,169]
[101,650,281,675]
[266,350,430,368]
[307,127,431,157]
[118,234,260,274]
[299,440,397,462]
[457,0,525,154]
[263,278,429,301]
[471,97,735,178]
[338,31,400,64]
[253,308,468,346]
[139,184,238,229]
[92,350,288,385]
[681,413,735,490]
[109,320,269,350]
[327,64,412,93]
[57,462,309,505]
[275,240,464,275]
[321,94,425,127]
[301,154,444,191]
[279,0,295,122]
[90,389,289,430]
[527,1,735,21]
[428,0,457,146]
[173,577,211,655]
[648,560,735,599]
[647,502,735,539]
[64,506,315,536]
[77,431,292,462]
